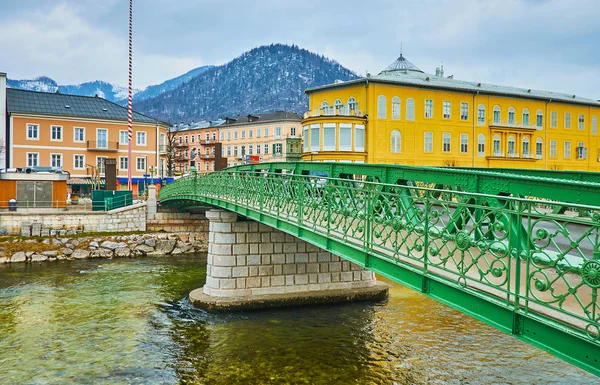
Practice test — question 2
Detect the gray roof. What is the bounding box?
[306,57,600,107]
[171,111,301,132]
[380,54,423,73]
[6,88,169,125]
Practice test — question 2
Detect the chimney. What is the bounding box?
[0,72,6,169]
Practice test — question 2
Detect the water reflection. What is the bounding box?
[0,255,596,385]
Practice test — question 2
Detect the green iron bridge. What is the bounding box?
[159,162,600,377]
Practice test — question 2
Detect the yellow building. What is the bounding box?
[1,76,170,195]
[301,55,600,171]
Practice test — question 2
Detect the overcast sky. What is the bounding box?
[1,0,599,99]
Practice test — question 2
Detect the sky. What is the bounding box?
[1,0,599,99]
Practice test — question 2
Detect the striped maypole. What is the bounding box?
[127,0,134,191]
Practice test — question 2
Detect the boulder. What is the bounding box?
[71,240,80,246]
[0,257,9,263]
[91,248,114,258]
[25,251,35,257]
[72,249,90,260]
[42,250,59,257]
[144,238,156,248]
[52,239,62,246]
[114,247,131,258]
[10,252,26,263]
[100,241,127,250]
[60,248,73,255]
[135,244,155,254]
[89,241,99,248]
[30,254,48,262]
[153,239,176,255]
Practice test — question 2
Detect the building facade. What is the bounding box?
[301,55,600,171]
[170,121,227,175]
[1,74,170,196]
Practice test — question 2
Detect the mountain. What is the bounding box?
[5,65,214,105]
[134,44,360,124]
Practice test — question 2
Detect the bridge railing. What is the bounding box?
[160,165,600,372]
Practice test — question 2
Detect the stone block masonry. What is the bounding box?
[146,210,209,238]
[190,210,388,311]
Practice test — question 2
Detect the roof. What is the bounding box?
[380,54,423,74]
[171,111,301,132]
[6,88,170,125]
[306,57,600,107]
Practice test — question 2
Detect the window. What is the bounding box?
[508,136,516,156]
[241,131,245,139]
[477,134,485,156]
[74,127,85,142]
[578,114,585,130]
[390,130,401,153]
[248,144,253,155]
[227,132,231,140]
[241,145,246,156]
[234,131,238,139]
[392,97,401,120]
[334,99,342,113]
[323,123,336,151]
[424,132,433,153]
[593,116,598,135]
[274,143,282,155]
[377,95,387,119]
[190,134,195,143]
[355,124,365,152]
[264,144,269,154]
[442,133,451,152]
[275,127,281,138]
[264,128,269,137]
[460,134,468,154]
[425,100,433,118]
[522,108,530,127]
[565,112,571,128]
[443,101,451,119]
[348,97,357,112]
[97,129,108,148]
[577,142,587,159]
[303,126,309,151]
[234,146,238,156]
[310,124,320,151]
[406,98,415,121]
[50,126,62,141]
[184,136,188,144]
[74,155,85,169]
[522,136,530,157]
[339,124,352,151]
[97,157,107,174]
[51,154,62,168]
[248,130,253,138]
[27,153,39,167]
[119,156,128,170]
[461,102,469,121]
[27,124,39,140]
[119,130,129,145]
[226,146,231,156]
[535,138,543,159]
[550,140,557,158]
[290,127,296,137]
[136,132,146,146]
[178,136,182,145]
[493,106,501,124]
[536,110,543,128]
[551,112,557,128]
[197,134,201,142]
[564,140,571,158]
[321,101,330,115]
[477,104,485,124]
[256,145,261,154]
[220,132,224,141]
[493,135,501,156]
[136,157,146,171]
[508,107,515,125]
[256,129,261,138]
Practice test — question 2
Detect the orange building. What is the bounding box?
[2,77,170,196]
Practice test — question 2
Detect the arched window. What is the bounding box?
[536,110,543,128]
[406,98,415,121]
[477,104,485,125]
[334,99,342,114]
[321,101,329,115]
[522,136,530,157]
[592,116,597,135]
[508,107,516,125]
[390,130,401,153]
[522,108,530,127]
[377,95,387,119]
[477,134,485,156]
[493,134,501,156]
[508,135,516,156]
[536,137,543,158]
[348,97,357,113]
[493,105,501,124]
[392,97,401,120]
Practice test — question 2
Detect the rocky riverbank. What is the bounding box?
[0,233,207,263]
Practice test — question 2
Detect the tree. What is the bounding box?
[166,129,178,177]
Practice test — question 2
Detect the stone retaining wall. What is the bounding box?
[146,211,208,237]
[0,203,147,235]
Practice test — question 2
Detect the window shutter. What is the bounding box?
[273,144,276,154]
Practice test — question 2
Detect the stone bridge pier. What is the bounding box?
[189,210,388,311]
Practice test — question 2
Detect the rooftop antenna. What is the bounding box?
[400,42,403,57]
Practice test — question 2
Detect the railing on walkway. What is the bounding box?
[159,162,600,376]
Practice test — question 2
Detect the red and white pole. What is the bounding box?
[127,0,133,191]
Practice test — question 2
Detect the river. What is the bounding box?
[0,254,596,384]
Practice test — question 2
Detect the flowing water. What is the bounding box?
[0,254,596,385]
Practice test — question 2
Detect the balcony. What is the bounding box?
[87,141,119,152]
[173,142,189,148]
[489,120,541,131]
[303,106,366,119]
[487,151,538,161]
[159,145,168,154]
[174,154,189,161]
[200,153,216,160]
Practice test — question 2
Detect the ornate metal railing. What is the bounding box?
[159,162,600,376]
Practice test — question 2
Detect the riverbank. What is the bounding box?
[0,232,207,263]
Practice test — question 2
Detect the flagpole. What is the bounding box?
[127,0,133,191]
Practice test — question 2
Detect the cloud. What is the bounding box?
[1,0,599,99]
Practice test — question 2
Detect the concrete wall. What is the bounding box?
[0,203,147,235]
